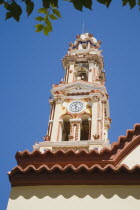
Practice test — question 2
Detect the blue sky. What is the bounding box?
[1,1,140,209]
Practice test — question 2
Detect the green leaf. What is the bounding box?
[4,2,22,22]
[42,0,51,8]
[38,8,48,14]
[96,0,112,8]
[35,16,44,21]
[49,14,58,20]
[138,0,140,6]
[70,0,83,11]
[50,0,58,8]
[43,26,49,35]
[52,8,61,17]
[0,0,4,5]
[83,0,92,10]
[35,24,44,32]
[25,0,34,16]
[122,0,129,6]
[128,0,136,8]
[4,2,8,9]
[43,18,53,35]
[45,18,52,31]
[5,11,13,20]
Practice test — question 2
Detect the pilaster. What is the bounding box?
[68,62,75,83]
[88,62,94,83]
[70,119,81,141]
[50,101,62,142]
[91,96,99,140]
[58,120,63,142]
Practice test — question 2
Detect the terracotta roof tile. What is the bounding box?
[15,124,140,169]
[8,124,140,186]
[9,164,140,176]
[9,164,140,186]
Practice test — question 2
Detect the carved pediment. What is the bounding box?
[51,81,105,95]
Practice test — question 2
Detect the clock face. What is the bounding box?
[69,101,84,113]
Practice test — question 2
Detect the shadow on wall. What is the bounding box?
[10,185,140,200]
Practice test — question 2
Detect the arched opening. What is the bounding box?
[76,65,88,81]
[80,114,90,141]
[77,71,87,81]
[76,68,88,81]
[82,42,87,49]
[61,115,71,141]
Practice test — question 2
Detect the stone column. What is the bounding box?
[97,99,102,139]
[50,100,62,142]
[75,122,81,141]
[69,119,81,141]
[88,62,94,83]
[88,118,91,140]
[47,102,55,137]
[68,62,75,83]
[91,96,99,140]
[58,120,63,142]
[104,125,108,141]
[102,100,106,141]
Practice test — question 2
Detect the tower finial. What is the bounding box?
[82,20,85,34]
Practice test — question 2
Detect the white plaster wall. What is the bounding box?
[120,145,140,168]
[68,64,74,83]
[7,185,140,210]
[88,63,94,82]
[91,101,98,140]
[51,103,62,141]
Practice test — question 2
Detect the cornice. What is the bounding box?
[9,164,140,187]
[51,81,106,93]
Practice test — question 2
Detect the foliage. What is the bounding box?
[0,0,139,35]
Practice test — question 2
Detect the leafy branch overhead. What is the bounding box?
[1,0,139,35]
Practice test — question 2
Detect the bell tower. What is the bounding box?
[34,33,111,152]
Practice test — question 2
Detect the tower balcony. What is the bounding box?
[62,53,104,70]
[33,139,110,153]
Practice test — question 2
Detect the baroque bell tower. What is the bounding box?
[34,33,111,152]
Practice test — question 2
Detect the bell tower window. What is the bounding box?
[80,114,90,141]
[77,72,87,81]
[61,115,71,141]
[76,63,88,81]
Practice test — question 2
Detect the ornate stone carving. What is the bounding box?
[73,114,79,118]
[69,135,74,141]
[75,123,80,141]
[64,99,72,102]
[92,96,99,102]
[90,90,95,93]
[69,42,73,46]
[83,98,91,102]
[43,135,50,141]
[76,35,80,39]
[88,33,93,37]
[93,134,100,140]
[87,105,91,109]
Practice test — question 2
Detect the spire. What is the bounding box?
[82,20,86,34]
